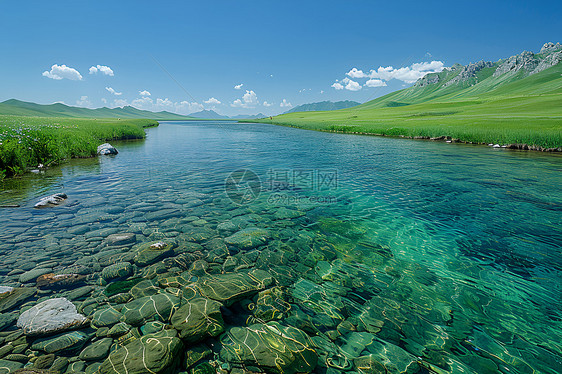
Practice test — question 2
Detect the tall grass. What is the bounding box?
[0,116,157,178]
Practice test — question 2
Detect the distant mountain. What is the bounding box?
[230,113,266,119]
[188,109,229,119]
[0,99,193,120]
[284,100,361,114]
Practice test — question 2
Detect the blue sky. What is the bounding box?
[1,0,560,116]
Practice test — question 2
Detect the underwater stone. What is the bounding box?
[220,322,318,374]
[134,241,177,267]
[33,193,68,209]
[19,269,52,284]
[0,287,14,295]
[121,293,180,326]
[195,269,274,306]
[17,297,87,336]
[79,337,113,361]
[105,233,136,246]
[0,359,23,372]
[224,227,271,249]
[36,273,86,290]
[91,307,123,328]
[171,297,224,343]
[31,330,91,355]
[101,262,134,281]
[98,333,182,374]
[0,285,33,313]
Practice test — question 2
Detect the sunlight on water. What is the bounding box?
[0,121,561,373]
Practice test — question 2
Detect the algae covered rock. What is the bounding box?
[134,241,177,266]
[0,359,24,372]
[195,269,274,306]
[121,293,180,326]
[17,297,87,336]
[171,297,224,343]
[224,227,271,249]
[101,262,134,281]
[220,322,318,374]
[79,337,113,361]
[31,330,91,355]
[91,307,123,328]
[98,333,182,374]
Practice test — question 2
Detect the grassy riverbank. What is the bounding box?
[253,63,562,149]
[0,116,157,178]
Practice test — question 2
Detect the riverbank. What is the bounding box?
[249,95,562,151]
[0,115,158,178]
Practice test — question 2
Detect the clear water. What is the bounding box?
[1,121,561,373]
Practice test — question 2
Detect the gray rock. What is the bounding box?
[493,51,538,77]
[97,143,118,155]
[106,233,136,246]
[540,42,562,54]
[33,193,67,209]
[17,297,87,336]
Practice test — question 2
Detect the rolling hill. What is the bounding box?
[284,100,361,114]
[256,42,562,149]
[0,99,194,120]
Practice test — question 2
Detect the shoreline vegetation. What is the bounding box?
[0,116,158,179]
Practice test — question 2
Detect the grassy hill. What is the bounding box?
[0,99,194,120]
[284,100,361,114]
[255,47,562,149]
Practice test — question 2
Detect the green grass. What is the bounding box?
[253,64,562,149]
[0,116,157,178]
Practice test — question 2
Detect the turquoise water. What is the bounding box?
[1,121,561,373]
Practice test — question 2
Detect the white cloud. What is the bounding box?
[204,97,221,105]
[320,90,325,94]
[89,65,114,76]
[76,96,91,107]
[340,60,446,86]
[105,87,122,96]
[131,96,153,109]
[280,99,292,108]
[368,61,445,83]
[42,64,83,81]
[231,90,258,108]
[177,101,204,114]
[263,101,273,107]
[343,78,362,91]
[130,96,203,114]
[101,98,107,104]
[347,68,367,79]
[365,79,387,87]
[234,83,243,90]
[331,82,344,90]
[139,90,151,96]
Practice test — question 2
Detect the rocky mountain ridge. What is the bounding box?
[415,42,562,88]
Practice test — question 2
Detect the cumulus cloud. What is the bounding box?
[262,101,273,107]
[130,96,203,114]
[280,99,292,108]
[347,68,367,79]
[139,90,151,96]
[101,98,108,104]
[204,97,221,105]
[231,90,258,108]
[365,79,387,87]
[105,87,122,96]
[89,65,114,76]
[234,83,243,90]
[76,96,91,107]
[343,60,445,85]
[331,82,344,90]
[113,99,129,107]
[343,78,362,91]
[42,64,83,80]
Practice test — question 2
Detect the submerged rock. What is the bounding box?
[31,330,91,355]
[134,241,177,266]
[98,333,182,374]
[33,193,67,209]
[79,337,113,361]
[17,297,87,336]
[97,143,118,155]
[0,287,36,313]
[171,297,224,343]
[101,262,134,281]
[195,269,274,306]
[19,268,52,283]
[224,227,271,249]
[105,232,136,246]
[0,286,14,295]
[121,293,180,326]
[36,273,86,289]
[220,322,318,374]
